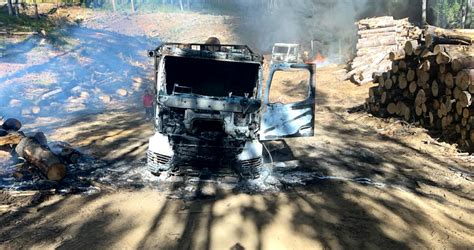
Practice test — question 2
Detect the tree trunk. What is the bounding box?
[112,0,116,12]
[14,0,19,17]
[7,0,13,15]
[462,0,468,29]
[34,0,39,20]
[422,0,427,25]
[15,137,67,181]
[131,0,135,12]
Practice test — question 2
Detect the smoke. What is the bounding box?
[224,0,368,61]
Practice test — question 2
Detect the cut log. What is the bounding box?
[385,78,393,90]
[358,26,403,35]
[435,45,474,64]
[389,49,405,61]
[459,91,472,108]
[431,80,441,97]
[387,102,398,114]
[399,73,408,89]
[15,137,67,181]
[357,36,398,49]
[452,56,474,72]
[381,91,388,104]
[399,60,408,71]
[414,46,426,56]
[455,69,474,91]
[445,72,455,89]
[404,40,418,56]
[421,59,430,72]
[407,69,416,82]
[426,34,472,47]
[409,81,418,93]
[415,105,423,116]
[462,108,474,119]
[415,89,427,106]
[392,61,399,73]
[418,70,431,83]
[358,16,397,30]
[0,132,24,146]
[425,25,474,47]
[456,102,464,116]
[2,118,22,131]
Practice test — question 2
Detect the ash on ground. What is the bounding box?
[1,154,391,200]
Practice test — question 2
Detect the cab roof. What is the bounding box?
[152,42,263,64]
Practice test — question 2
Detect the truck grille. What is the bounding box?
[240,158,263,168]
[147,151,172,172]
[237,157,262,178]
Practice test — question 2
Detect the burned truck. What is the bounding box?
[147,42,316,178]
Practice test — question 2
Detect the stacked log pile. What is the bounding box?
[367,25,474,149]
[0,118,79,181]
[346,16,422,85]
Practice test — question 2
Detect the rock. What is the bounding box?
[116,89,128,96]
[2,118,22,131]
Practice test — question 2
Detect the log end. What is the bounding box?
[47,163,67,181]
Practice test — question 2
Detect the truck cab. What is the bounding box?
[147,42,315,178]
[271,43,301,64]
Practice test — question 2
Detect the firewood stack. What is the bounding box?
[366,25,474,149]
[0,118,79,181]
[346,16,422,85]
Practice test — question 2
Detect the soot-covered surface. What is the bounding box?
[0,153,392,200]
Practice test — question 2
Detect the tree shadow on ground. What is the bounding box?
[0,25,157,126]
[1,85,472,249]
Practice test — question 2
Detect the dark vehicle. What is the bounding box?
[147,42,316,178]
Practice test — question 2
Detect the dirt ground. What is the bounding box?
[0,8,473,249]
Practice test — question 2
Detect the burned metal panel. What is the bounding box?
[151,43,263,63]
[259,63,316,141]
[158,95,260,113]
[260,103,314,140]
[148,42,265,175]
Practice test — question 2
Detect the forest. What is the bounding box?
[2,0,473,29]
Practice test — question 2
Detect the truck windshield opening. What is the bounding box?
[164,56,259,97]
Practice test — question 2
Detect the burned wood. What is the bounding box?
[15,137,67,181]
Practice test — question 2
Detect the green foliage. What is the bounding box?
[0,12,55,32]
[430,0,471,28]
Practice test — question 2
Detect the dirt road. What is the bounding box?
[0,9,473,249]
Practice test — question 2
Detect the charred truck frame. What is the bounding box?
[147,42,316,178]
